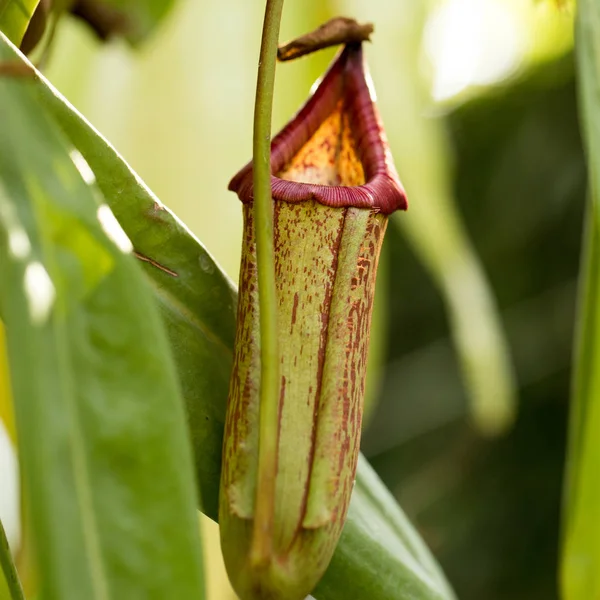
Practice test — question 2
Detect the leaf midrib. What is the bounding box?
[33,194,110,600]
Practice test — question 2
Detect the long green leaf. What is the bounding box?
[0,519,24,600]
[79,0,176,45]
[0,33,205,600]
[562,2,600,598]
[314,455,455,600]
[0,35,455,600]
[0,0,39,45]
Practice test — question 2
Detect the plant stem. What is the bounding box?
[250,0,284,568]
[0,518,26,600]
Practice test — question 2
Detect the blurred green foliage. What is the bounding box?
[0,0,40,46]
[367,45,582,600]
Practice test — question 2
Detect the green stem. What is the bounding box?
[250,0,284,568]
[0,518,25,600]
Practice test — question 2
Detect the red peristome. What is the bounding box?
[228,43,407,216]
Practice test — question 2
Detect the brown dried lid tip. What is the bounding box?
[228,43,407,216]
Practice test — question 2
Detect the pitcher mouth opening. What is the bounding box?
[228,44,407,216]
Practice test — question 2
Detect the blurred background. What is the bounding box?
[0,0,582,598]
